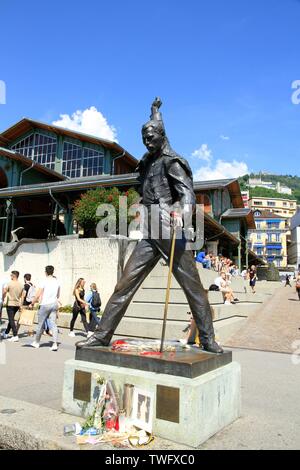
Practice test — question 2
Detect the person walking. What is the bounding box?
[1,271,23,342]
[249,265,257,294]
[69,278,89,337]
[22,273,34,306]
[285,274,292,287]
[29,265,60,351]
[241,267,249,293]
[17,273,36,337]
[86,283,102,338]
[295,273,300,300]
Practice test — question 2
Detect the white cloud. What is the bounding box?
[192,144,212,163]
[194,159,249,181]
[220,135,230,141]
[52,106,118,142]
[192,143,248,181]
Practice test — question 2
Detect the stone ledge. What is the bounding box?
[0,396,83,450]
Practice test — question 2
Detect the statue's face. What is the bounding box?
[142,126,164,155]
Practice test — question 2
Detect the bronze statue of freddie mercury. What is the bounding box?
[77,99,223,354]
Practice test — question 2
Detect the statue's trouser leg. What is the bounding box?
[152,237,215,345]
[94,239,161,344]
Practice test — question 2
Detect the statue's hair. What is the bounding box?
[141,120,165,137]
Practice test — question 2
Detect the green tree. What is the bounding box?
[73,187,140,237]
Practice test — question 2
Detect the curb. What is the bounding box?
[0,396,83,450]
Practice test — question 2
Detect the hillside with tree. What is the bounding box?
[238,173,300,204]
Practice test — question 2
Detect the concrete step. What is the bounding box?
[142,275,246,293]
[145,265,282,294]
[115,315,248,344]
[115,317,187,341]
[212,303,259,321]
[133,288,266,304]
[125,302,259,321]
[213,317,248,343]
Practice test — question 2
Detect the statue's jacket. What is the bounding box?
[136,142,196,213]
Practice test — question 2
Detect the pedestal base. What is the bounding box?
[62,358,241,447]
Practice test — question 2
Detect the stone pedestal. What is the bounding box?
[62,347,241,448]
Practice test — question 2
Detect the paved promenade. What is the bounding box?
[1,290,300,449]
[226,284,300,353]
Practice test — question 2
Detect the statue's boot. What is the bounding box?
[202,339,223,354]
[76,331,111,349]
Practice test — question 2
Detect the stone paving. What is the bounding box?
[225,284,300,354]
[1,287,300,449]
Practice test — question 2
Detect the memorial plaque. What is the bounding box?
[156,385,180,423]
[73,370,91,402]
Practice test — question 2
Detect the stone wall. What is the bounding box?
[0,237,136,308]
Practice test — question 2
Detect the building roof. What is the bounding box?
[253,209,288,220]
[221,208,256,229]
[0,147,65,181]
[0,174,246,201]
[194,178,243,208]
[193,178,237,190]
[0,118,138,169]
[0,172,138,198]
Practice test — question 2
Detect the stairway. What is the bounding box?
[115,263,280,343]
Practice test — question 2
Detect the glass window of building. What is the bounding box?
[62,142,104,178]
[82,148,104,177]
[62,142,82,178]
[11,132,57,170]
[267,201,276,207]
[267,221,279,229]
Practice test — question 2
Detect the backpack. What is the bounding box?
[26,284,36,303]
[209,284,220,291]
[91,291,101,310]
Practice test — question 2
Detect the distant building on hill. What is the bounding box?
[249,177,292,195]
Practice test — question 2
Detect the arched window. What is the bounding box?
[11,133,57,170]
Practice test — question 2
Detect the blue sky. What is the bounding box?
[1,0,300,179]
